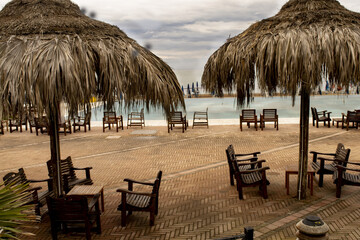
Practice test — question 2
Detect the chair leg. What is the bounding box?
[121,209,126,227]
[237,185,243,200]
[318,173,324,187]
[50,221,58,240]
[150,211,155,226]
[229,170,234,186]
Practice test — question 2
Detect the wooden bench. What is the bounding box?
[47,156,93,193]
[117,171,162,226]
[167,111,188,133]
[311,143,350,187]
[3,168,53,219]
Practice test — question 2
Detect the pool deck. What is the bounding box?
[0,123,359,239]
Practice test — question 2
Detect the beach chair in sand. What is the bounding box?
[127,108,145,128]
[333,161,360,198]
[311,107,331,128]
[167,111,188,133]
[192,108,209,128]
[103,111,123,132]
[260,109,278,130]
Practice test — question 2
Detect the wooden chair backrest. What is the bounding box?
[149,171,162,205]
[334,143,351,167]
[241,109,256,120]
[169,112,184,122]
[263,109,277,119]
[47,156,77,183]
[85,111,91,122]
[3,168,28,186]
[47,195,89,222]
[346,111,357,122]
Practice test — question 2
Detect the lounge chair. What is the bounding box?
[260,109,278,130]
[117,171,162,226]
[310,143,350,187]
[311,107,331,128]
[47,194,101,240]
[3,168,53,220]
[333,161,360,198]
[127,108,145,128]
[9,112,27,133]
[240,109,257,131]
[58,119,72,136]
[225,145,261,186]
[34,116,48,136]
[192,108,209,128]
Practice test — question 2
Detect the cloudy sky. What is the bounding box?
[0,0,359,87]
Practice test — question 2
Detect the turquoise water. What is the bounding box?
[90,95,360,121]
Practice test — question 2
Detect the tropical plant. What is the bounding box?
[0,182,35,239]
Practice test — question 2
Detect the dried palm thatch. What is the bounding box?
[202,0,360,106]
[0,0,184,119]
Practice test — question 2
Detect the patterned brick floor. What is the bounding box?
[0,123,359,239]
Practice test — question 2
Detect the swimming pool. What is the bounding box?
[89,95,360,126]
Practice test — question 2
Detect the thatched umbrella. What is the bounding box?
[202,0,360,199]
[0,0,185,197]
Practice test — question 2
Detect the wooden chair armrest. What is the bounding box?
[235,152,261,157]
[88,193,101,210]
[27,186,42,192]
[237,159,265,166]
[336,165,360,172]
[310,151,335,156]
[28,178,51,183]
[72,167,93,170]
[239,167,270,174]
[318,157,338,162]
[339,161,360,167]
[235,157,258,162]
[124,178,154,186]
[116,188,155,197]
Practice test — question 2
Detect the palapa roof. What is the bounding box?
[0,0,184,118]
[202,0,360,105]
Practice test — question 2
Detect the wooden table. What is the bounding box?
[285,165,315,196]
[67,185,105,212]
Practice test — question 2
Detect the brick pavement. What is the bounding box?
[0,123,359,239]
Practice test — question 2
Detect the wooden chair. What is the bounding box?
[9,112,27,133]
[73,111,91,132]
[310,143,351,187]
[47,194,101,240]
[117,171,162,226]
[341,111,360,131]
[34,116,48,136]
[192,107,209,128]
[127,108,145,128]
[225,145,261,186]
[333,161,360,198]
[167,111,188,133]
[47,156,93,193]
[232,157,270,199]
[103,111,123,132]
[3,168,53,220]
[0,120,3,135]
[260,109,278,130]
[311,107,331,128]
[240,109,257,131]
[58,119,72,136]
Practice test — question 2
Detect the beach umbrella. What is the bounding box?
[0,0,185,197]
[325,81,330,92]
[187,84,191,95]
[202,0,360,199]
[357,86,359,94]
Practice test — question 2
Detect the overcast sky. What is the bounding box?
[0,0,359,86]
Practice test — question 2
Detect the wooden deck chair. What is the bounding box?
[240,109,257,131]
[260,109,278,130]
[167,111,188,133]
[127,108,145,128]
[3,168,53,220]
[73,111,91,132]
[103,111,123,132]
[310,143,350,187]
[47,194,101,240]
[225,145,261,186]
[333,161,360,198]
[341,110,360,130]
[192,108,209,128]
[117,171,162,226]
[311,107,331,128]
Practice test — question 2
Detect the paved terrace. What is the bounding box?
[0,123,359,240]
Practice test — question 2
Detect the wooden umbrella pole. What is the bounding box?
[297,86,310,200]
[49,105,62,197]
